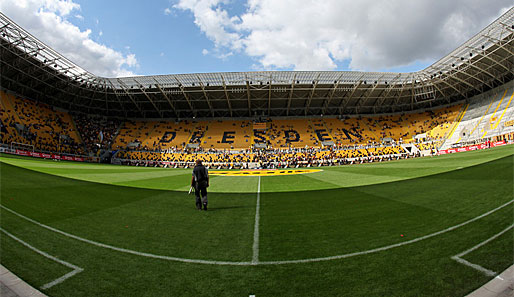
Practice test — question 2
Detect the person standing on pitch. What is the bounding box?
[191,159,209,210]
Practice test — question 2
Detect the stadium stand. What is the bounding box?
[109,103,461,155]
[1,82,511,167]
[1,91,84,155]
[147,120,193,150]
[110,103,469,166]
[108,103,461,158]
[1,91,25,146]
[72,113,120,156]
[132,121,189,151]
[325,117,375,145]
[266,119,318,148]
[111,120,155,151]
[200,120,253,149]
[441,82,514,149]
[322,104,462,150]
[0,87,473,167]
[188,122,207,146]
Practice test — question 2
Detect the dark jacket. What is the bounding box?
[192,165,209,188]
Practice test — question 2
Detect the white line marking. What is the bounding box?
[252,176,261,264]
[257,200,514,265]
[451,224,513,276]
[1,199,512,266]
[0,227,83,290]
[452,257,496,277]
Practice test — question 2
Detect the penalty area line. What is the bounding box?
[0,227,83,290]
[0,199,512,266]
[451,223,513,276]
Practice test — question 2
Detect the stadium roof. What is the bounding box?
[1,8,513,119]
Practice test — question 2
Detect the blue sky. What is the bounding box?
[0,0,511,77]
[72,0,239,75]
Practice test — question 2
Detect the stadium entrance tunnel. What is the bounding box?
[210,169,322,176]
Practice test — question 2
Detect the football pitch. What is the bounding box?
[0,145,512,297]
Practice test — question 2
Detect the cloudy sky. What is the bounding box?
[0,0,511,77]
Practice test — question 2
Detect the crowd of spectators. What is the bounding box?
[72,113,120,155]
[115,143,407,168]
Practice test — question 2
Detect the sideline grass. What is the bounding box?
[0,146,512,296]
[1,144,512,192]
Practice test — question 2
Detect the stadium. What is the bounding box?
[0,4,513,297]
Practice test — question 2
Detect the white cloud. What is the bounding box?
[174,0,242,49]
[98,30,103,36]
[202,48,209,55]
[174,0,512,71]
[216,51,233,60]
[164,7,172,15]
[125,54,137,67]
[0,0,138,77]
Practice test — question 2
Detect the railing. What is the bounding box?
[10,142,34,152]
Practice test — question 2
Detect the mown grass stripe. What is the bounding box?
[252,176,261,264]
[1,199,511,266]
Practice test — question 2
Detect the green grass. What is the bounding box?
[2,144,511,192]
[0,145,512,296]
